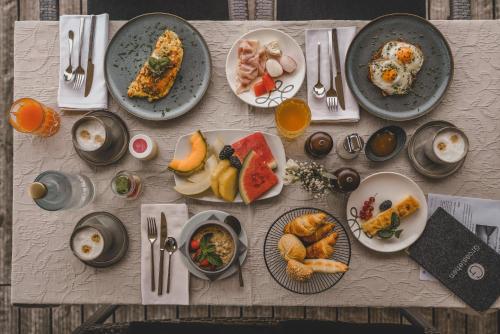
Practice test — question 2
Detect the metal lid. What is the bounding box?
[29,182,47,199]
[343,133,365,153]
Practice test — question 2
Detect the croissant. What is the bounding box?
[283,213,326,237]
[300,223,334,244]
[286,259,313,281]
[278,234,306,262]
[305,232,338,259]
[304,259,348,273]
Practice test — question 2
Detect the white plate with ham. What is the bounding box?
[226,28,306,108]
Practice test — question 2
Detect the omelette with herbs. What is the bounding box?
[127,30,184,102]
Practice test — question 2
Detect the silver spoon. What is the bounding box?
[165,237,178,294]
[313,42,326,99]
[224,215,244,287]
[63,30,75,82]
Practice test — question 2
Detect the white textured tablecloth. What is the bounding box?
[12,20,500,308]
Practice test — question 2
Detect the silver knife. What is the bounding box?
[84,15,96,97]
[158,212,168,295]
[332,29,346,110]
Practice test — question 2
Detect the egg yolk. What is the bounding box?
[382,69,398,82]
[396,47,414,64]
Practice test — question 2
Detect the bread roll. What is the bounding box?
[300,223,334,244]
[278,234,306,262]
[305,232,338,259]
[303,259,348,273]
[283,213,326,237]
[286,259,313,281]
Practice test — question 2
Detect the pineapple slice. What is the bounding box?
[218,167,238,202]
[210,160,231,197]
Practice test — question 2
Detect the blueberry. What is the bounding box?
[379,200,392,212]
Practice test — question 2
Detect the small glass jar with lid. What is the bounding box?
[111,171,143,200]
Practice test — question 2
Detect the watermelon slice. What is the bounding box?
[239,150,278,204]
[231,132,277,169]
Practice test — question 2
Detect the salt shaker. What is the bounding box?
[337,133,364,160]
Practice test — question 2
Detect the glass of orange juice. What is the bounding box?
[9,98,60,137]
[275,98,311,139]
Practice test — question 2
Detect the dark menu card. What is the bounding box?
[409,207,500,311]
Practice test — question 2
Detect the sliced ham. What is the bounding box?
[236,39,267,93]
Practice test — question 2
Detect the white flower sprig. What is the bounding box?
[283,159,333,199]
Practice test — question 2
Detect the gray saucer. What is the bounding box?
[407,120,465,178]
[74,111,129,166]
[71,212,129,268]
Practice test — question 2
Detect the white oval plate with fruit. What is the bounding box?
[226,28,306,108]
[169,129,285,203]
[346,172,428,253]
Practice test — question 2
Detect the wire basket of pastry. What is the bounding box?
[264,208,351,294]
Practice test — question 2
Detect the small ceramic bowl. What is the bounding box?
[365,125,407,162]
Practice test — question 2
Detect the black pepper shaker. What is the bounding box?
[304,132,333,158]
[330,167,360,193]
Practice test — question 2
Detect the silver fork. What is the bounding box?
[147,217,157,291]
[73,17,86,90]
[326,30,339,112]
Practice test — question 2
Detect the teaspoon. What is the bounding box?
[224,215,244,287]
[63,30,75,82]
[312,42,326,99]
[165,237,178,294]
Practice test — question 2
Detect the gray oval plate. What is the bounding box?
[105,13,212,121]
[345,14,454,121]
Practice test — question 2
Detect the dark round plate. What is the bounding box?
[263,208,351,294]
[71,212,129,268]
[105,13,212,121]
[74,110,129,166]
[345,14,453,121]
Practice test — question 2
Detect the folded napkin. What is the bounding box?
[58,14,109,110]
[141,204,189,305]
[305,28,359,122]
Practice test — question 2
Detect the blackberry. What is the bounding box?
[379,200,392,212]
[219,145,234,160]
[229,156,242,169]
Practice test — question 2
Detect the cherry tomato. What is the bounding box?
[369,196,375,202]
[364,201,370,206]
[199,259,210,267]
[190,239,200,250]
[368,206,374,212]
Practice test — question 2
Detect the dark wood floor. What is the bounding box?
[1,0,499,333]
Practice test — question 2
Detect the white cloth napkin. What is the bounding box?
[141,204,189,305]
[305,27,359,122]
[58,14,109,109]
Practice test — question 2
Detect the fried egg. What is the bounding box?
[369,59,413,95]
[380,40,424,74]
